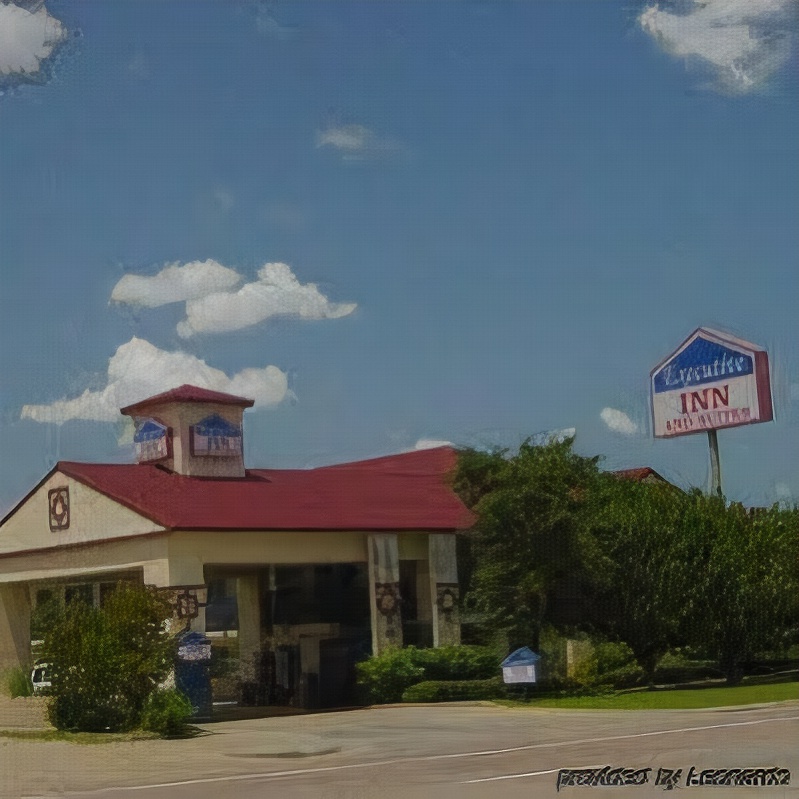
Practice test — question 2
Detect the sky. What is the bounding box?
[0,0,797,514]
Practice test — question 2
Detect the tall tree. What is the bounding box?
[684,497,799,683]
[456,437,602,650]
[589,476,696,682]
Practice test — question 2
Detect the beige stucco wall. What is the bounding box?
[167,530,370,571]
[0,472,164,557]
[397,533,429,560]
[0,535,170,585]
[135,400,246,478]
[0,524,452,590]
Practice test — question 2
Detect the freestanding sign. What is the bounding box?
[650,328,772,439]
[651,328,773,496]
[500,646,540,684]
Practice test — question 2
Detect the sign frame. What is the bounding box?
[650,327,772,440]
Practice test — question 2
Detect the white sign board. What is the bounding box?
[650,328,772,439]
[502,664,536,684]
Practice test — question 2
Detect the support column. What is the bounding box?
[367,534,402,655]
[236,574,261,681]
[0,583,32,670]
[429,534,461,647]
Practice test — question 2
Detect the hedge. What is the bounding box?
[356,645,500,704]
[401,677,507,703]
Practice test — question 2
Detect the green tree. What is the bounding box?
[684,497,799,683]
[589,476,696,682]
[43,582,176,732]
[456,437,603,650]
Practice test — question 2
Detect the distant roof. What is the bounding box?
[54,447,474,532]
[612,467,672,485]
[120,385,255,416]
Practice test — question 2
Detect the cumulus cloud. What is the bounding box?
[0,2,67,77]
[600,408,639,436]
[317,124,404,161]
[111,260,242,308]
[415,438,455,450]
[526,428,577,447]
[639,0,796,92]
[177,262,357,338]
[20,337,289,424]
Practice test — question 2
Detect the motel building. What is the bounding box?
[0,385,475,709]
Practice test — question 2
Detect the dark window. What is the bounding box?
[65,584,93,607]
[399,561,418,621]
[205,578,239,632]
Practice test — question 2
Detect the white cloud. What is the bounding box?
[0,2,67,76]
[20,337,289,424]
[528,428,577,447]
[317,124,404,161]
[255,8,298,39]
[110,260,242,308]
[415,438,455,450]
[600,408,639,436]
[639,0,796,92]
[177,262,356,338]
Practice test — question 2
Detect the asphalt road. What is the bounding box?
[4,701,798,799]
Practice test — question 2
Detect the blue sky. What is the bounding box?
[1,0,797,513]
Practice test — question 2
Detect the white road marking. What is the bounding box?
[66,714,798,794]
[461,766,600,784]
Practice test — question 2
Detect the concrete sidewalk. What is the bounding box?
[0,693,50,730]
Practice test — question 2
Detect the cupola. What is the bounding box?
[120,385,254,478]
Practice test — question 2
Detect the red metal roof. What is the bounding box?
[57,447,474,532]
[612,467,672,485]
[120,385,255,416]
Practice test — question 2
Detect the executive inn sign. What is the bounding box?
[650,328,773,439]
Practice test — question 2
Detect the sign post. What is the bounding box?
[650,328,773,497]
[707,429,722,497]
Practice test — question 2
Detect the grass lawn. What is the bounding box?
[0,728,161,744]
[501,680,799,710]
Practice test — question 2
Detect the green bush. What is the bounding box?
[355,647,425,704]
[652,665,723,684]
[402,677,507,703]
[356,645,500,704]
[140,689,193,737]
[43,583,175,732]
[5,666,34,698]
[412,645,499,681]
[30,593,63,642]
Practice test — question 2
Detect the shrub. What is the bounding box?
[356,645,500,704]
[140,689,193,737]
[43,583,175,732]
[356,647,425,704]
[402,677,507,703]
[413,645,498,681]
[4,666,34,698]
[30,593,63,642]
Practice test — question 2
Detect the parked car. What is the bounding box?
[31,659,51,695]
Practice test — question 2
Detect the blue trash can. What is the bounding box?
[175,631,213,722]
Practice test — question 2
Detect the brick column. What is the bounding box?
[367,534,403,655]
[429,534,460,647]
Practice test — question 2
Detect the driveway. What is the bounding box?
[2,700,797,798]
